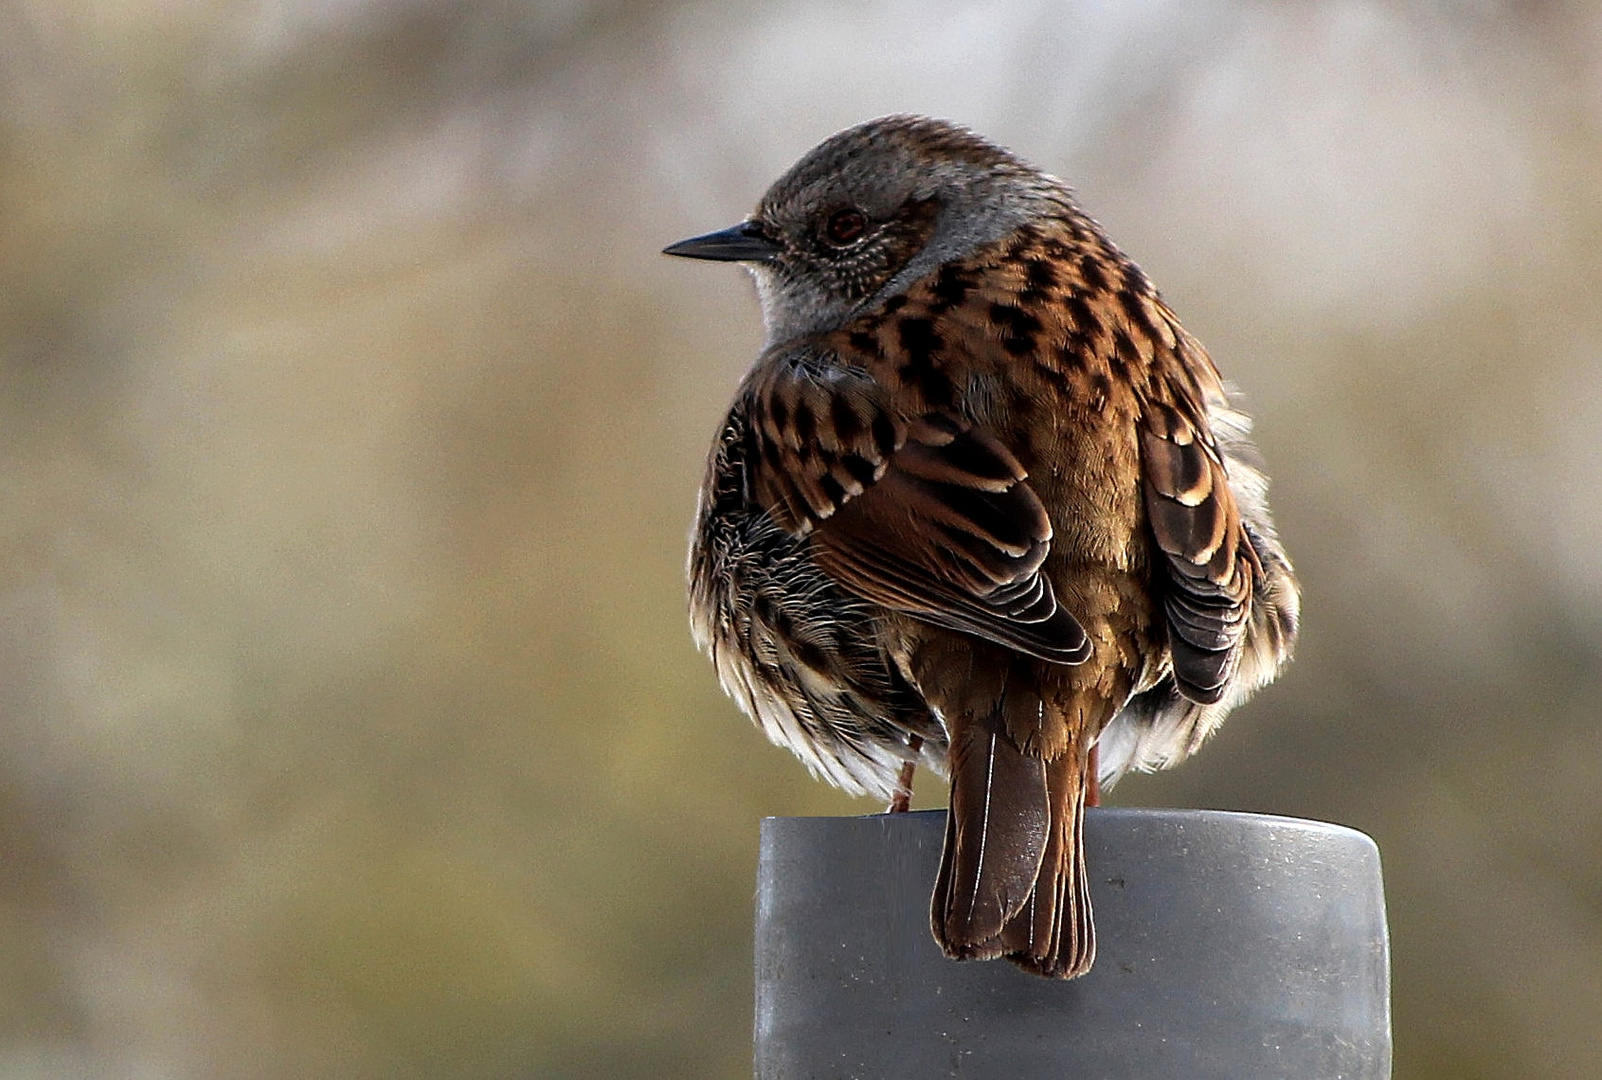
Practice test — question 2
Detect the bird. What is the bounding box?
[667,115,1299,979]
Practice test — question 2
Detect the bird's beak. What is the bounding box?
[663,221,782,263]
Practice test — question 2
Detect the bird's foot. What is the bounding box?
[885,735,923,813]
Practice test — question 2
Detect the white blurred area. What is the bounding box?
[0,1,1598,1077]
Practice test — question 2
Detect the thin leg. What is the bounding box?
[886,734,924,813]
[1085,742,1101,808]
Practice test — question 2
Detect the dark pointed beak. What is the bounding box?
[663,221,782,263]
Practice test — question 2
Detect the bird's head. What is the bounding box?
[664,115,1066,347]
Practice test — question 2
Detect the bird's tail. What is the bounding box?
[931,710,1095,978]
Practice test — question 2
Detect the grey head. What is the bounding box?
[664,115,1069,347]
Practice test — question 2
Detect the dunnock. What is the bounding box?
[669,116,1299,978]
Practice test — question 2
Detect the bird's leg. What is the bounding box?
[1085,742,1101,807]
[886,734,924,813]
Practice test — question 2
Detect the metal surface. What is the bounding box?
[755,808,1391,1079]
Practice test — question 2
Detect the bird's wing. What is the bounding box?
[1138,378,1257,704]
[742,351,1089,665]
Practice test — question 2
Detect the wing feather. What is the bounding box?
[741,349,1089,666]
[1140,398,1255,702]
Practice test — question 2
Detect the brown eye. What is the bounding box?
[824,208,868,246]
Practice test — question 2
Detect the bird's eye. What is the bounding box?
[823,208,868,246]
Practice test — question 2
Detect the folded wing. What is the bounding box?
[1139,397,1256,703]
[743,355,1088,666]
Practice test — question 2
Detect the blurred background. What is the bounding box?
[0,0,1598,1076]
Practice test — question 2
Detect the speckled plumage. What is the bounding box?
[672,116,1299,978]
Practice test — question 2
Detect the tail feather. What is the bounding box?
[932,714,1095,977]
[1002,748,1095,977]
[932,715,1048,951]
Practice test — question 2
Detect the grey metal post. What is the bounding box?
[755,808,1390,1079]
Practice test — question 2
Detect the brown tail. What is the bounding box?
[931,713,1095,978]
